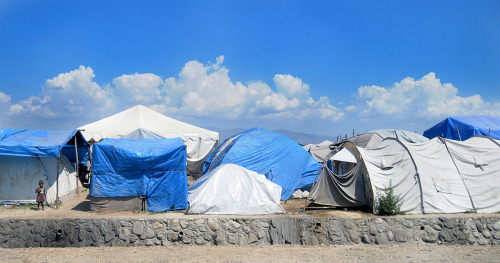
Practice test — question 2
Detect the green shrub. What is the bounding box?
[377,180,403,215]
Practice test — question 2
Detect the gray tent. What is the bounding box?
[309,135,500,214]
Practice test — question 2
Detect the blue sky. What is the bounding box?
[0,0,499,137]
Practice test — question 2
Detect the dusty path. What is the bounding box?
[2,189,498,220]
[0,189,372,219]
[1,244,499,263]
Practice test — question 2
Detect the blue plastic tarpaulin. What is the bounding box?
[423,116,500,141]
[202,128,322,200]
[0,128,88,161]
[90,138,188,212]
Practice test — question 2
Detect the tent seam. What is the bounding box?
[440,137,477,213]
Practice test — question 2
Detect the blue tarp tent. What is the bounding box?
[0,129,89,203]
[0,128,89,162]
[423,116,500,141]
[202,128,322,200]
[90,138,188,212]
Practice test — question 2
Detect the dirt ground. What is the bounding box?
[1,244,499,263]
[0,188,374,219]
[2,188,498,220]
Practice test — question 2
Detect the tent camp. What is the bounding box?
[0,129,88,204]
[309,135,500,214]
[203,128,322,200]
[186,164,285,215]
[424,116,500,141]
[79,105,219,177]
[90,137,188,212]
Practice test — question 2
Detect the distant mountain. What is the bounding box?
[272,129,336,146]
[217,128,246,142]
[207,127,336,146]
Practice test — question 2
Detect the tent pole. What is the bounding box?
[457,127,462,141]
[441,138,477,213]
[74,136,80,196]
[56,158,60,209]
[89,145,93,181]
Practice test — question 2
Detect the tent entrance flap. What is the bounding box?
[308,165,367,207]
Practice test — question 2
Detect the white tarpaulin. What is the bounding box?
[186,164,285,215]
[79,105,219,176]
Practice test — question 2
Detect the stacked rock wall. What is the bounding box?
[1,216,499,248]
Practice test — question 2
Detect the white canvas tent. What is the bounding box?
[310,135,500,214]
[79,105,219,177]
[186,164,285,215]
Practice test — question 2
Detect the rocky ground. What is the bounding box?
[1,244,499,263]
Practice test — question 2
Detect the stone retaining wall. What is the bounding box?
[1,216,499,248]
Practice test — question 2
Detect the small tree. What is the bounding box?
[377,180,403,215]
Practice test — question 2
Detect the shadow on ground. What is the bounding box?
[71,201,90,212]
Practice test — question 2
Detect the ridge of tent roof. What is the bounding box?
[79,105,218,142]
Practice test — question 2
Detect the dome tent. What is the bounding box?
[308,129,429,209]
[310,135,500,214]
[203,128,322,200]
[186,164,285,215]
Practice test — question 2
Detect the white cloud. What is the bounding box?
[0,92,10,104]
[273,74,310,100]
[0,58,345,129]
[3,66,114,128]
[113,73,163,105]
[162,59,343,121]
[356,72,500,118]
[3,60,499,134]
[0,92,11,112]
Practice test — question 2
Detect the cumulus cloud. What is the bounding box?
[2,66,114,128]
[3,60,499,133]
[0,57,345,129]
[161,57,343,121]
[356,72,500,118]
[113,73,164,106]
[163,57,248,117]
[0,91,10,107]
[273,74,310,100]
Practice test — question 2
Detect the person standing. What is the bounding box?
[35,180,47,210]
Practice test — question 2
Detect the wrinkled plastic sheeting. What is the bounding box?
[203,128,322,201]
[187,164,285,215]
[0,128,88,159]
[90,138,188,212]
[424,116,500,141]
